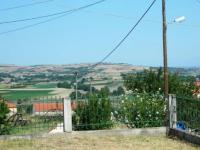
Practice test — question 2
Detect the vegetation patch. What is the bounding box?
[29,83,57,89]
[1,90,53,100]
[0,134,199,150]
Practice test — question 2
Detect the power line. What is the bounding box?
[0,0,55,12]
[0,14,69,35]
[0,0,106,25]
[0,1,107,35]
[90,0,157,69]
[84,10,200,29]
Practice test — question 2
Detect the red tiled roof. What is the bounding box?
[6,102,16,108]
[33,102,77,112]
[33,103,64,112]
[195,81,200,87]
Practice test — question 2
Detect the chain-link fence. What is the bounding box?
[6,97,64,135]
[72,93,166,131]
[176,96,200,135]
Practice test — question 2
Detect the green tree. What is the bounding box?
[70,91,84,100]
[57,82,71,88]
[0,96,10,135]
[73,91,112,130]
[123,68,195,96]
[123,69,162,93]
[112,86,125,96]
[100,86,110,96]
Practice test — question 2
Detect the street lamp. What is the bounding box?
[174,16,186,23]
[162,0,186,135]
[73,71,78,101]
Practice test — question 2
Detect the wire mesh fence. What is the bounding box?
[176,96,200,135]
[5,96,64,135]
[2,93,167,135]
[72,93,166,131]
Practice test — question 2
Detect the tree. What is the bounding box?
[0,96,10,135]
[100,86,110,96]
[0,78,3,82]
[70,91,84,100]
[123,69,162,93]
[73,91,112,130]
[123,68,196,96]
[112,86,125,96]
[57,82,71,89]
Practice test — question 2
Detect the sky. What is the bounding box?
[0,0,199,67]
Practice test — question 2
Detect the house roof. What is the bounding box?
[195,81,200,87]
[33,102,77,112]
[33,103,64,112]
[6,102,16,108]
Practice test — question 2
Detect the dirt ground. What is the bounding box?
[0,134,199,150]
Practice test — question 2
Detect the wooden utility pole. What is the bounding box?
[74,71,78,101]
[162,0,168,99]
[89,77,92,94]
[162,0,169,135]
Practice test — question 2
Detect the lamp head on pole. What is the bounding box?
[174,16,186,23]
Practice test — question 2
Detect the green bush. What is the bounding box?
[122,68,196,96]
[114,93,165,128]
[0,97,10,135]
[73,93,113,130]
[17,99,33,114]
[57,82,71,89]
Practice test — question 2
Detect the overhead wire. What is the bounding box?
[0,0,55,12]
[0,0,106,25]
[0,0,106,35]
[80,0,157,78]
[84,10,200,28]
[0,14,70,35]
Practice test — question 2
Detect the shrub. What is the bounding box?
[72,93,113,130]
[112,86,125,96]
[57,82,71,88]
[114,93,165,128]
[0,97,10,135]
[17,99,33,114]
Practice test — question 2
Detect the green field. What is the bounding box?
[0,84,9,89]
[28,83,57,89]
[0,90,53,100]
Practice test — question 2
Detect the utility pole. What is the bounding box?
[162,0,168,99]
[162,0,169,135]
[74,71,78,101]
[89,77,92,94]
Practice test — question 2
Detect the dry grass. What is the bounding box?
[0,134,199,150]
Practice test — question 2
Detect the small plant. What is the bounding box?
[73,92,113,130]
[114,93,165,128]
[0,96,10,135]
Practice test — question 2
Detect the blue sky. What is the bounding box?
[0,0,199,67]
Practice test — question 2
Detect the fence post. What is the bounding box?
[169,94,177,129]
[63,97,72,132]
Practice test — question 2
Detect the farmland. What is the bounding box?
[0,88,71,100]
[0,89,53,100]
[0,64,200,100]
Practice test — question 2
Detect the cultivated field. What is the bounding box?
[0,134,199,150]
[0,88,72,100]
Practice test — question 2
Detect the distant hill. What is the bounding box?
[0,63,200,77]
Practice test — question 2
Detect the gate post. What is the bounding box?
[169,94,177,129]
[63,97,72,132]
